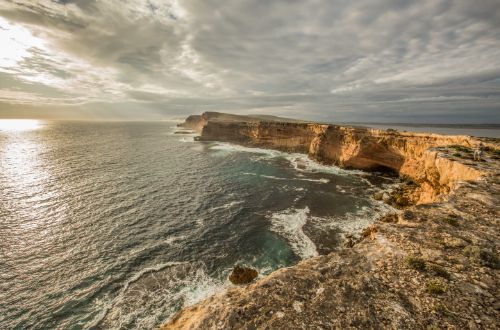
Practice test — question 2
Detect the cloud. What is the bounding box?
[0,0,499,122]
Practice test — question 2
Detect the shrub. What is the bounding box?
[484,147,500,156]
[427,279,447,294]
[428,264,450,279]
[463,245,481,259]
[406,256,426,271]
[479,250,499,269]
[434,302,450,316]
[442,217,459,227]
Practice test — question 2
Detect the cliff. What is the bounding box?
[184,112,489,203]
[164,113,500,329]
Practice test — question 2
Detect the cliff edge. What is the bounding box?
[163,113,499,329]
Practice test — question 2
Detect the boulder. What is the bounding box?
[373,191,384,200]
[229,266,258,285]
[382,193,391,203]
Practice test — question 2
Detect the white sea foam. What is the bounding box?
[182,269,227,307]
[89,261,187,329]
[209,142,282,158]
[301,177,330,183]
[285,153,366,176]
[269,207,318,259]
[92,262,228,330]
[179,136,198,143]
[308,199,396,238]
[210,142,366,178]
[208,200,244,212]
[170,127,198,142]
[165,234,187,245]
[243,172,329,184]
[170,127,196,134]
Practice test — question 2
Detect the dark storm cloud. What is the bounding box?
[0,0,499,122]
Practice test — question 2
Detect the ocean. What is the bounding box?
[0,120,394,329]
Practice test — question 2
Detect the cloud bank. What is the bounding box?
[0,0,499,122]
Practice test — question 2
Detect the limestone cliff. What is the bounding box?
[182,112,488,203]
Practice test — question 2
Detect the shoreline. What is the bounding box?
[162,112,499,329]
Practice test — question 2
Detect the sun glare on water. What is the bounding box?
[0,119,42,132]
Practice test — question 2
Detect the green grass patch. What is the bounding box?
[449,145,472,153]
[427,279,447,294]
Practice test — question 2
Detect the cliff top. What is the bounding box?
[186,112,500,145]
[200,111,310,124]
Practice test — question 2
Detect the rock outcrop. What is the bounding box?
[228,266,259,285]
[163,112,500,329]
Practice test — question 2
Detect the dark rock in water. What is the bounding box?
[229,266,258,285]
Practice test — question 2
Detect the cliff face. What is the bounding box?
[181,115,205,132]
[184,113,486,203]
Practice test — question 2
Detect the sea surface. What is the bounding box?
[0,120,394,329]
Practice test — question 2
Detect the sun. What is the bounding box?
[0,17,46,69]
[0,119,42,132]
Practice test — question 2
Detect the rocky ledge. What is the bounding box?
[163,112,499,329]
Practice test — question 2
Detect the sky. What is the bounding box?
[0,0,499,123]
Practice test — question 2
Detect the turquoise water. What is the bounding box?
[0,121,393,329]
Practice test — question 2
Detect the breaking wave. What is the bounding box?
[209,200,244,212]
[268,207,318,259]
[94,262,228,329]
[243,172,329,183]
